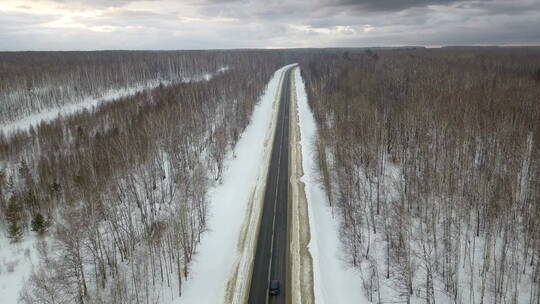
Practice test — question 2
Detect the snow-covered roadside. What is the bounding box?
[0,67,228,136]
[178,64,296,304]
[294,67,367,304]
[289,67,315,304]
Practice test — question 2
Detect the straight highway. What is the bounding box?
[248,67,293,304]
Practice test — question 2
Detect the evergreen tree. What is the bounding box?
[6,175,14,193]
[0,170,5,211]
[31,213,46,235]
[24,190,39,212]
[6,195,21,222]
[6,195,23,242]
[19,159,36,192]
[18,159,30,180]
[7,219,23,243]
[49,182,61,195]
[6,194,23,243]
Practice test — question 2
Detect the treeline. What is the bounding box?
[300,48,540,303]
[0,50,289,303]
[0,50,274,124]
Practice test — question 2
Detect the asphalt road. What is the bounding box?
[248,67,292,304]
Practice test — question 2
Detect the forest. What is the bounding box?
[0,51,256,124]
[299,47,540,303]
[0,50,290,303]
[1,47,540,303]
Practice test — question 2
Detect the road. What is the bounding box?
[248,67,292,304]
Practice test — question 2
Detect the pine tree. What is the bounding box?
[6,175,14,193]
[6,195,23,242]
[19,159,35,191]
[7,219,23,243]
[6,195,21,222]
[49,182,62,207]
[18,159,30,180]
[0,170,5,211]
[24,190,39,212]
[49,182,61,195]
[31,213,46,235]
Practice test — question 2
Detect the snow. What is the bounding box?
[178,64,295,304]
[1,85,146,135]
[295,63,538,304]
[0,64,291,304]
[0,68,228,136]
[0,234,40,304]
[293,67,367,304]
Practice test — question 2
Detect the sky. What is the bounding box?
[0,0,539,50]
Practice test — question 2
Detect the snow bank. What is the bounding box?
[178,64,295,304]
[294,67,367,304]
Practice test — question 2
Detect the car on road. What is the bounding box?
[269,280,280,295]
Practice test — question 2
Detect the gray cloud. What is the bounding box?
[50,0,154,7]
[459,1,540,16]
[0,0,539,50]
[321,0,464,12]
[0,12,56,29]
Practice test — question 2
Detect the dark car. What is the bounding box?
[269,280,280,295]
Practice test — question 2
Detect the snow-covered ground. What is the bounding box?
[1,67,228,136]
[178,64,295,304]
[294,67,367,304]
[0,234,40,304]
[0,64,291,304]
[295,64,538,304]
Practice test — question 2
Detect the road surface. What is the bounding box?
[248,67,292,304]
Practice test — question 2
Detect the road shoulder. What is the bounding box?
[224,66,289,304]
[289,66,315,304]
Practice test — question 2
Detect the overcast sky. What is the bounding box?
[0,0,539,50]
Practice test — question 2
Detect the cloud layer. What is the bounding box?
[0,0,539,50]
